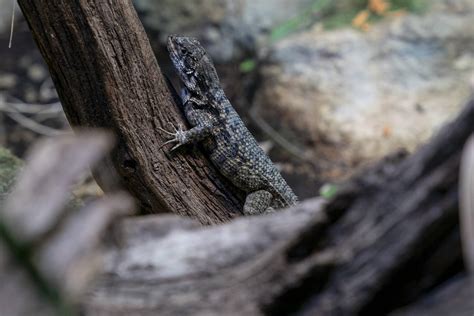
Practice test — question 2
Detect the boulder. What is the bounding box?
[253,0,474,180]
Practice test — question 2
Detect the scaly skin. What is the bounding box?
[163,35,298,215]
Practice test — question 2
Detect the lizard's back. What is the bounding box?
[202,101,298,208]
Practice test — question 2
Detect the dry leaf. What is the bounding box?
[369,0,390,15]
[382,125,392,137]
[352,10,371,31]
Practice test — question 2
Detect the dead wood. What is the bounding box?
[4,132,113,243]
[85,198,328,316]
[85,98,474,315]
[460,135,474,273]
[390,275,473,316]
[16,0,243,224]
[0,133,133,315]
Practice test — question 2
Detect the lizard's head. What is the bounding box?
[167,35,221,97]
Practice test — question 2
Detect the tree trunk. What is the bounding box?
[17,0,243,224]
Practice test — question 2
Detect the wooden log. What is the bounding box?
[17,0,243,224]
[390,275,473,316]
[0,133,133,315]
[85,198,329,316]
[86,98,474,315]
[3,132,113,243]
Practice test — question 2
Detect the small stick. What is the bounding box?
[8,0,16,48]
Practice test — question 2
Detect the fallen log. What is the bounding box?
[85,98,474,315]
[390,275,473,316]
[0,133,133,315]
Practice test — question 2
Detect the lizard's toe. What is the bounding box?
[158,122,187,151]
[158,126,175,136]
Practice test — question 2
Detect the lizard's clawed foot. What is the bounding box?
[243,190,273,216]
[159,122,187,151]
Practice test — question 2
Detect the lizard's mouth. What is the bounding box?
[166,47,184,76]
[167,36,188,73]
[166,37,178,58]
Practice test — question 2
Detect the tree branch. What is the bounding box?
[17,0,243,224]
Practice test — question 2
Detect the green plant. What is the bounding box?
[319,183,338,199]
[269,0,429,42]
[239,59,256,73]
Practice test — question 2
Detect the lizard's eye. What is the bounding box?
[180,48,187,55]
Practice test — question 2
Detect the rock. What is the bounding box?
[0,73,17,89]
[133,0,313,62]
[27,63,48,82]
[252,0,474,181]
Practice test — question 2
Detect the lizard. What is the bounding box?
[161,35,298,215]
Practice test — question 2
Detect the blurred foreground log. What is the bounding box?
[0,133,133,315]
[392,275,473,316]
[85,97,474,315]
[17,0,242,224]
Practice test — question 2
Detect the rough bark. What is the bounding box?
[16,0,243,224]
[85,97,474,315]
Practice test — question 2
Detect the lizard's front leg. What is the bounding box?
[160,122,214,151]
